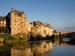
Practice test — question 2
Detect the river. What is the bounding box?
[0,40,75,56]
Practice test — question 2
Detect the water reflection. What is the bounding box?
[0,41,53,56]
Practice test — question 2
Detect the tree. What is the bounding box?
[53,30,57,33]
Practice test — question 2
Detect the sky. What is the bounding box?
[0,0,75,32]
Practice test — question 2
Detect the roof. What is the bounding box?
[11,8,24,14]
[0,16,6,21]
[31,21,52,28]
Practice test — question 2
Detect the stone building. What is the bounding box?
[6,9,31,35]
[31,21,52,37]
[0,9,53,36]
[0,16,6,27]
[0,16,6,33]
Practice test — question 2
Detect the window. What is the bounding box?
[14,13,16,15]
[4,21,6,24]
[0,21,3,24]
[44,30,46,34]
[17,13,21,17]
[44,45,46,48]
[18,28,19,31]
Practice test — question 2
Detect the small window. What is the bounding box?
[44,45,46,48]
[14,13,16,15]
[0,21,3,24]
[44,30,46,34]
[17,13,21,17]
[4,21,6,24]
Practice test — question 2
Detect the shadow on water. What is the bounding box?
[0,40,53,56]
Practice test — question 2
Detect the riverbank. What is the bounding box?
[0,33,59,43]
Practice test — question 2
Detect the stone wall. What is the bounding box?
[6,9,31,35]
[31,21,53,37]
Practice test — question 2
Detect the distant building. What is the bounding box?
[0,16,6,27]
[31,21,52,37]
[6,9,31,35]
[0,16,6,33]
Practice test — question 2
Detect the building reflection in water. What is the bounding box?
[0,41,53,56]
[30,41,52,56]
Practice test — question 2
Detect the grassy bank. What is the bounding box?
[0,33,28,43]
[0,33,59,43]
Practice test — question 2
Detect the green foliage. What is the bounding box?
[6,28,10,33]
[28,32,59,41]
[53,30,57,33]
[0,27,6,33]
[45,34,59,42]
[0,32,59,42]
[28,32,37,41]
[13,32,30,41]
[0,34,15,42]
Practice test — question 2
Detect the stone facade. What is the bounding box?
[6,9,31,35]
[31,21,52,37]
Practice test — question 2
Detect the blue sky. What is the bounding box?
[0,0,75,32]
